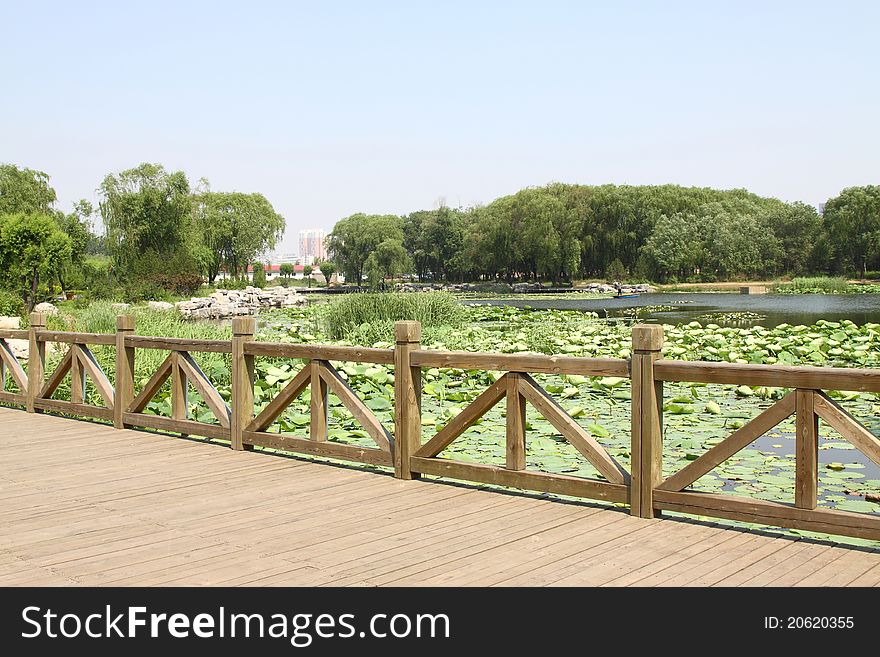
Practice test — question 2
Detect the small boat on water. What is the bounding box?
[613,293,640,299]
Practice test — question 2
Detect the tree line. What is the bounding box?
[0,162,287,311]
[329,183,880,285]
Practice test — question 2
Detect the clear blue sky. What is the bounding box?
[3,1,879,252]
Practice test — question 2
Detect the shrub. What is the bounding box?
[0,289,23,316]
[252,263,267,288]
[324,292,466,342]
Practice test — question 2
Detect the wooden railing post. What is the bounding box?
[394,320,421,480]
[795,389,818,509]
[231,316,256,451]
[114,315,136,429]
[505,372,527,470]
[631,324,664,518]
[26,312,46,413]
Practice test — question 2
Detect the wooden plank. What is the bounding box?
[505,373,526,470]
[244,341,393,364]
[518,373,627,484]
[39,348,73,399]
[410,456,629,503]
[413,375,508,458]
[35,331,116,345]
[310,363,328,442]
[243,430,393,466]
[26,312,47,413]
[78,344,115,409]
[316,361,392,452]
[654,359,880,392]
[114,315,136,429]
[32,398,114,421]
[176,351,231,429]
[122,412,230,440]
[814,391,880,468]
[246,365,311,433]
[0,339,28,391]
[171,352,188,422]
[70,344,85,404]
[393,320,422,480]
[127,354,173,413]
[630,324,664,519]
[410,350,629,377]
[230,317,255,451]
[124,336,232,353]
[630,349,644,516]
[0,329,28,340]
[653,490,880,541]
[0,390,26,404]
[658,392,797,492]
[795,389,818,509]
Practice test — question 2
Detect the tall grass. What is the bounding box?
[774,276,849,294]
[323,292,467,343]
[41,302,233,396]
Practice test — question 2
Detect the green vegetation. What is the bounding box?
[191,190,284,283]
[330,185,842,285]
[0,213,72,311]
[773,277,880,295]
[774,277,850,294]
[323,292,466,343]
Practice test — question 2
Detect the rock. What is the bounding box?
[33,302,58,315]
[0,316,20,330]
[147,301,174,311]
[173,285,305,319]
[111,303,131,311]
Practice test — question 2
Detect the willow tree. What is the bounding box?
[0,213,72,311]
[98,163,193,277]
[191,191,285,282]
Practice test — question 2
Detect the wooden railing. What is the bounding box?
[2,312,879,541]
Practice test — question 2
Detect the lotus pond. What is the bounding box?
[22,299,880,546]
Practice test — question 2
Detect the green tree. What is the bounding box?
[191,191,285,282]
[373,239,412,286]
[0,214,72,311]
[0,164,57,215]
[98,163,193,277]
[302,264,313,287]
[327,213,403,284]
[823,186,880,275]
[252,262,267,288]
[319,261,334,284]
[54,201,95,293]
[279,263,294,281]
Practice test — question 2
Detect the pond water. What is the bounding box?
[463,293,880,328]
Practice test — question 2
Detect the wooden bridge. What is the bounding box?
[1,314,879,586]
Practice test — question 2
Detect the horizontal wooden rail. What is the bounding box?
[244,341,394,364]
[654,359,880,392]
[4,312,877,544]
[124,336,232,353]
[410,350,630,376]
[34,398,114,421]
[35,331,116,345]
[653,489,880,541]
[410,457,629,503]
[243,431,393,466]
[123,412,230,440]
[0,390,26,405]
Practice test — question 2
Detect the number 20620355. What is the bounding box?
[764,617,854,629]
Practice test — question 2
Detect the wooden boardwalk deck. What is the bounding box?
[2,407,879,587]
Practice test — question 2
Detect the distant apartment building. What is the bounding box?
[298,229,327,265]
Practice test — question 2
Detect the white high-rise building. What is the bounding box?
[299,229,327,264]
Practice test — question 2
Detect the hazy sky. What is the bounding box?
[3,1,879,253]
